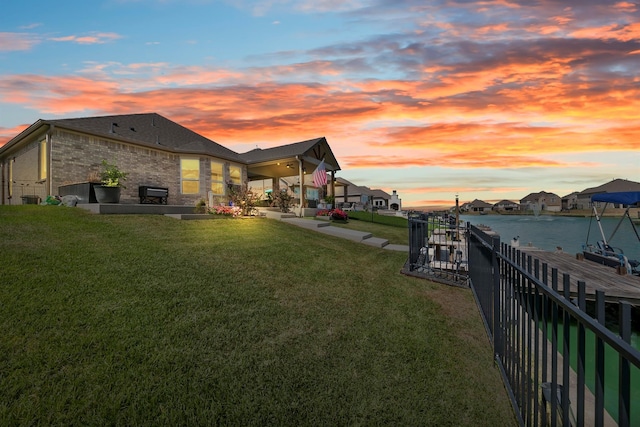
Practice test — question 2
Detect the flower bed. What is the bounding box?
[315,208,348,222]
[210,205,242,217]
[330,208,349,221]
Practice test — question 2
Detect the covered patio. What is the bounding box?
[242,137,342,217]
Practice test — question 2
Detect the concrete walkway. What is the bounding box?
[261,210,409,252]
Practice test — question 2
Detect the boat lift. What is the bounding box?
[583,191,640,275]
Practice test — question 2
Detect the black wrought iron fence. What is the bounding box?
[406,213,468,287]
[467,223,640,427]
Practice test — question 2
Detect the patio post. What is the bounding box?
[298,157,305,215]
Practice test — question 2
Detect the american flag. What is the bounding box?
[312,159,327,187]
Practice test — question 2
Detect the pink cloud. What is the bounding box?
[48,32,123,44]
[0,32,39,52]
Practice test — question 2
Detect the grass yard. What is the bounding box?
[0,206,515,426]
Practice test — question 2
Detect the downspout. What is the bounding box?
[46,124,55,196]
[1,161,4,205]
[296,155,304,217]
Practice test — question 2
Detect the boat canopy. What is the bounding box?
[591,191,640,206]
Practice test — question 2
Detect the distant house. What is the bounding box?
[333,177,390,209]
[520,191,562,212]
[466,199,493,213]
[575,179,640,210]
[493,200,519,212]
[0,113,341,208]
[561,192,579,211]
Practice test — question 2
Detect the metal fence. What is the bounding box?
[406,213,469,287]
[467,223,640,427]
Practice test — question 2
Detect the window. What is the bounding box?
[210,161,225,195]
[227,164,242,193]
[181,158,200,194]
[39,139,47,181]
[229,165,242,186]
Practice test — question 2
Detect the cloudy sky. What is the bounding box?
[1,0,638,208]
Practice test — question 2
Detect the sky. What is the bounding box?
[1,0,639,208]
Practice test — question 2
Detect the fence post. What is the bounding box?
[619,301,631,427]
[492,235,502,361]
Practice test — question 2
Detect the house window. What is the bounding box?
[181,158,200,194]
[229,165,242,186]
[39,140,47,181]
[211,161,225,195]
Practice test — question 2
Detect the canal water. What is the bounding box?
[461,214,640,264]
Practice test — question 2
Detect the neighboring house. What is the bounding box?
[0,113,340,206]
[459,201,473,212]
[520,191,562,212]
[493,200,519,211]
[561,192,579,211]
[575,179,640,210]
[466,199,493,212]
[333,177,390,209]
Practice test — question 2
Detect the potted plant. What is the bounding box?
[94,160,128,203]
[325,194,335,210]
[195,198,207,214]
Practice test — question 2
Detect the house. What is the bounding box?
[575,179,640,210]
[561,192,579,211]
[520,191,561,212]
[493,200,519,212]
[466,199,493,213]
[0,113,341,209]
[333,177,390,209]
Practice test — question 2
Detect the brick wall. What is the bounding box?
[2,127,247,206]
[51,129,246,205]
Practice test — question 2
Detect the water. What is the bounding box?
[461,214,640,263]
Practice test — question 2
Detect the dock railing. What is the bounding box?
[467,223,640,427]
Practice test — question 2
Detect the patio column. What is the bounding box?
[298,158,305,212]
[330,170,335,198]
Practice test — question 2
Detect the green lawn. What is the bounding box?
[0,206,515,426]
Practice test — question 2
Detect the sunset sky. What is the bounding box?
[1,0,639,208]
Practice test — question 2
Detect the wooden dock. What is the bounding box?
[518,247,640,305]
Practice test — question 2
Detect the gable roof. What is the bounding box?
[240,137,340,171]
[578,179,640,197]
[1,113,343,183]
[241,138,323,163]
[0,113,244,162]
[468,199,493,208]
[335,178,390,199]
[49,113,244,161]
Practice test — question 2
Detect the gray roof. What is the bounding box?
[240,137,326,163]
[469,199,493,208]
[578,179,640,197]
[41,113,243,161]
[335,177,389,198]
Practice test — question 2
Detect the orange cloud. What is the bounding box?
[0,124,30,147]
